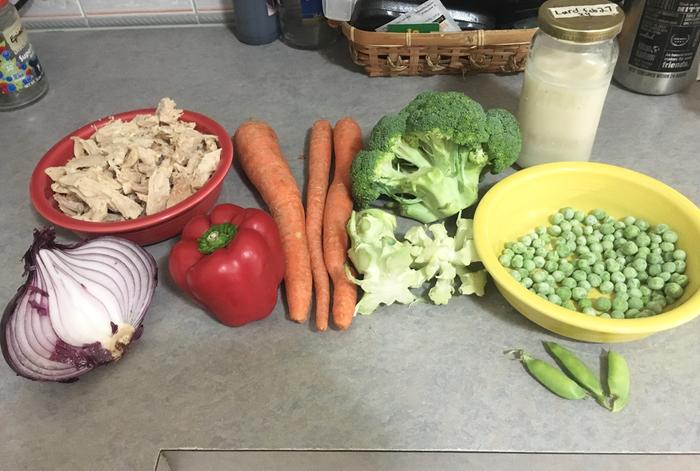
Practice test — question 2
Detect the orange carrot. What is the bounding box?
[234,120,312,323]
[306,120,333,331]
[323,117,363,330]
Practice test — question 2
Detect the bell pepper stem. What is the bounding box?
[198,223,237,254]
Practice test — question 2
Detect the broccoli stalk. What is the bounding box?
[351,91,522,223]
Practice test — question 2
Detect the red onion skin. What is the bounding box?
[0,228,157,382]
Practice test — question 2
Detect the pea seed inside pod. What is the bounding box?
[512,350,587,400]
[607,350,630,412]
[544,342,606,402]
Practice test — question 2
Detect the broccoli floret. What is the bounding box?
[351,91,522,223]
[484,108,523,174]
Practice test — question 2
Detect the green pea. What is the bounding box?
[627,279,641,292]
[578,280,592,291]
[637,246,651,258]
[599,313,611,319]
[660,242,675,252]
[651,274,668,286]
[578,298,593,309]
[638,271,649,282]
[587,273,602,288]
[600,223,615,235]
[653,223,668,234]
[572,270,587,282]
[562,299,577,310]
[519,235,532,246]
[499,255,512,267]
[647,264,661,276]
[518,268,529,279]
[647,301,665,314]
[544,260,559,273]
[582,307,597,316]
[672,249,686,261]
[650,233,663,243]
[548,225,562,236]
[566,240,578,252]
[614,282,627,293]
[523,259,536,272]
[546,274,556,285]
[611,310,625,319]
[594,297,612,312]
[622,266,637,280]
[634,219,650,231]
[574,210,586,222]
[515,352,587,400]
[610,272,626,284]
[662,231,678,243]
[603,249,617,259]
[584,215,598,226]
[535,248,548,257]
[605,259,621,273]
[548,294,563,305]
[572,287,588,300]
[592,262,606,275]
[511,255,524,268]
[601,272,611,282]
[628,297,644,310]
[612,296,628,312]
[615,256,626,267]
[625,308,640,318]
[583,225,594,235]
[560,207,575,220]
[613,229,624,241]
[640,286,652,297]
[532,270,547,283]
[628,288,643,299]
[521,277,534,289]
[512,242,526,254]
[561,277,577,289]
[550,213,564,225]
[535,225,547,235]
[631,258,647,272]
[525,247,536,259]
[674,274,689,288]
[602,233,615,243]
[560,221,572,232]
[664,282,683,299]
[599,280,614,294]
[533,256,546,268]
[556,286,572,302]
[623,225,640,239]
[635,233,651,248]
[607,350,630,412]
[552,270,565,283]
[556,243,572,258]
[560,263,575,276]
[576,246,591,256]
[662,261,676,273]
[535,282,552,295]
[621,242,639,256]
[543,342,605,399]
[510,270,522,281]
[589,242,603,254]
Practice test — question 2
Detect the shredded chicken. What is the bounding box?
[45,98,221,222]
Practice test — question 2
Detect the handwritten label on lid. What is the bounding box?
[549,3,620,18]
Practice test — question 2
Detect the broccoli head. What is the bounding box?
[351,91,522,223]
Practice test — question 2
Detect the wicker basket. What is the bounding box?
[340,22,537,77]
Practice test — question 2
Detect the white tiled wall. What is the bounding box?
[19,0,234,29]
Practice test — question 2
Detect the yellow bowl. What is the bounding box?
[474,162,700,343]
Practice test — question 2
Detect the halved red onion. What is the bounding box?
[1,228,157,382]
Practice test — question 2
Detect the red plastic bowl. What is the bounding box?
[30,108,233,246]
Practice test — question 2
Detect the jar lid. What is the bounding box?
[538,0,625,43]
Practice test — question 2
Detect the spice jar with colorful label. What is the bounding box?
[0,0,48,111]
[516,0,625,167]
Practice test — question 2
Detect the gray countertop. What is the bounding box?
[1,27,699,471]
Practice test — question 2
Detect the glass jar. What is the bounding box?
[0,0,48,111]
[516,0,624,167]
[278,0,338,49]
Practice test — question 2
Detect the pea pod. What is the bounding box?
[543,342,606,403]
[512,350,587,400]
[607,350,630,412]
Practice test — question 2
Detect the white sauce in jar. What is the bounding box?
[517,46,614,167]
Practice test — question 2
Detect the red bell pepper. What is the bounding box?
[169,203,285,327]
